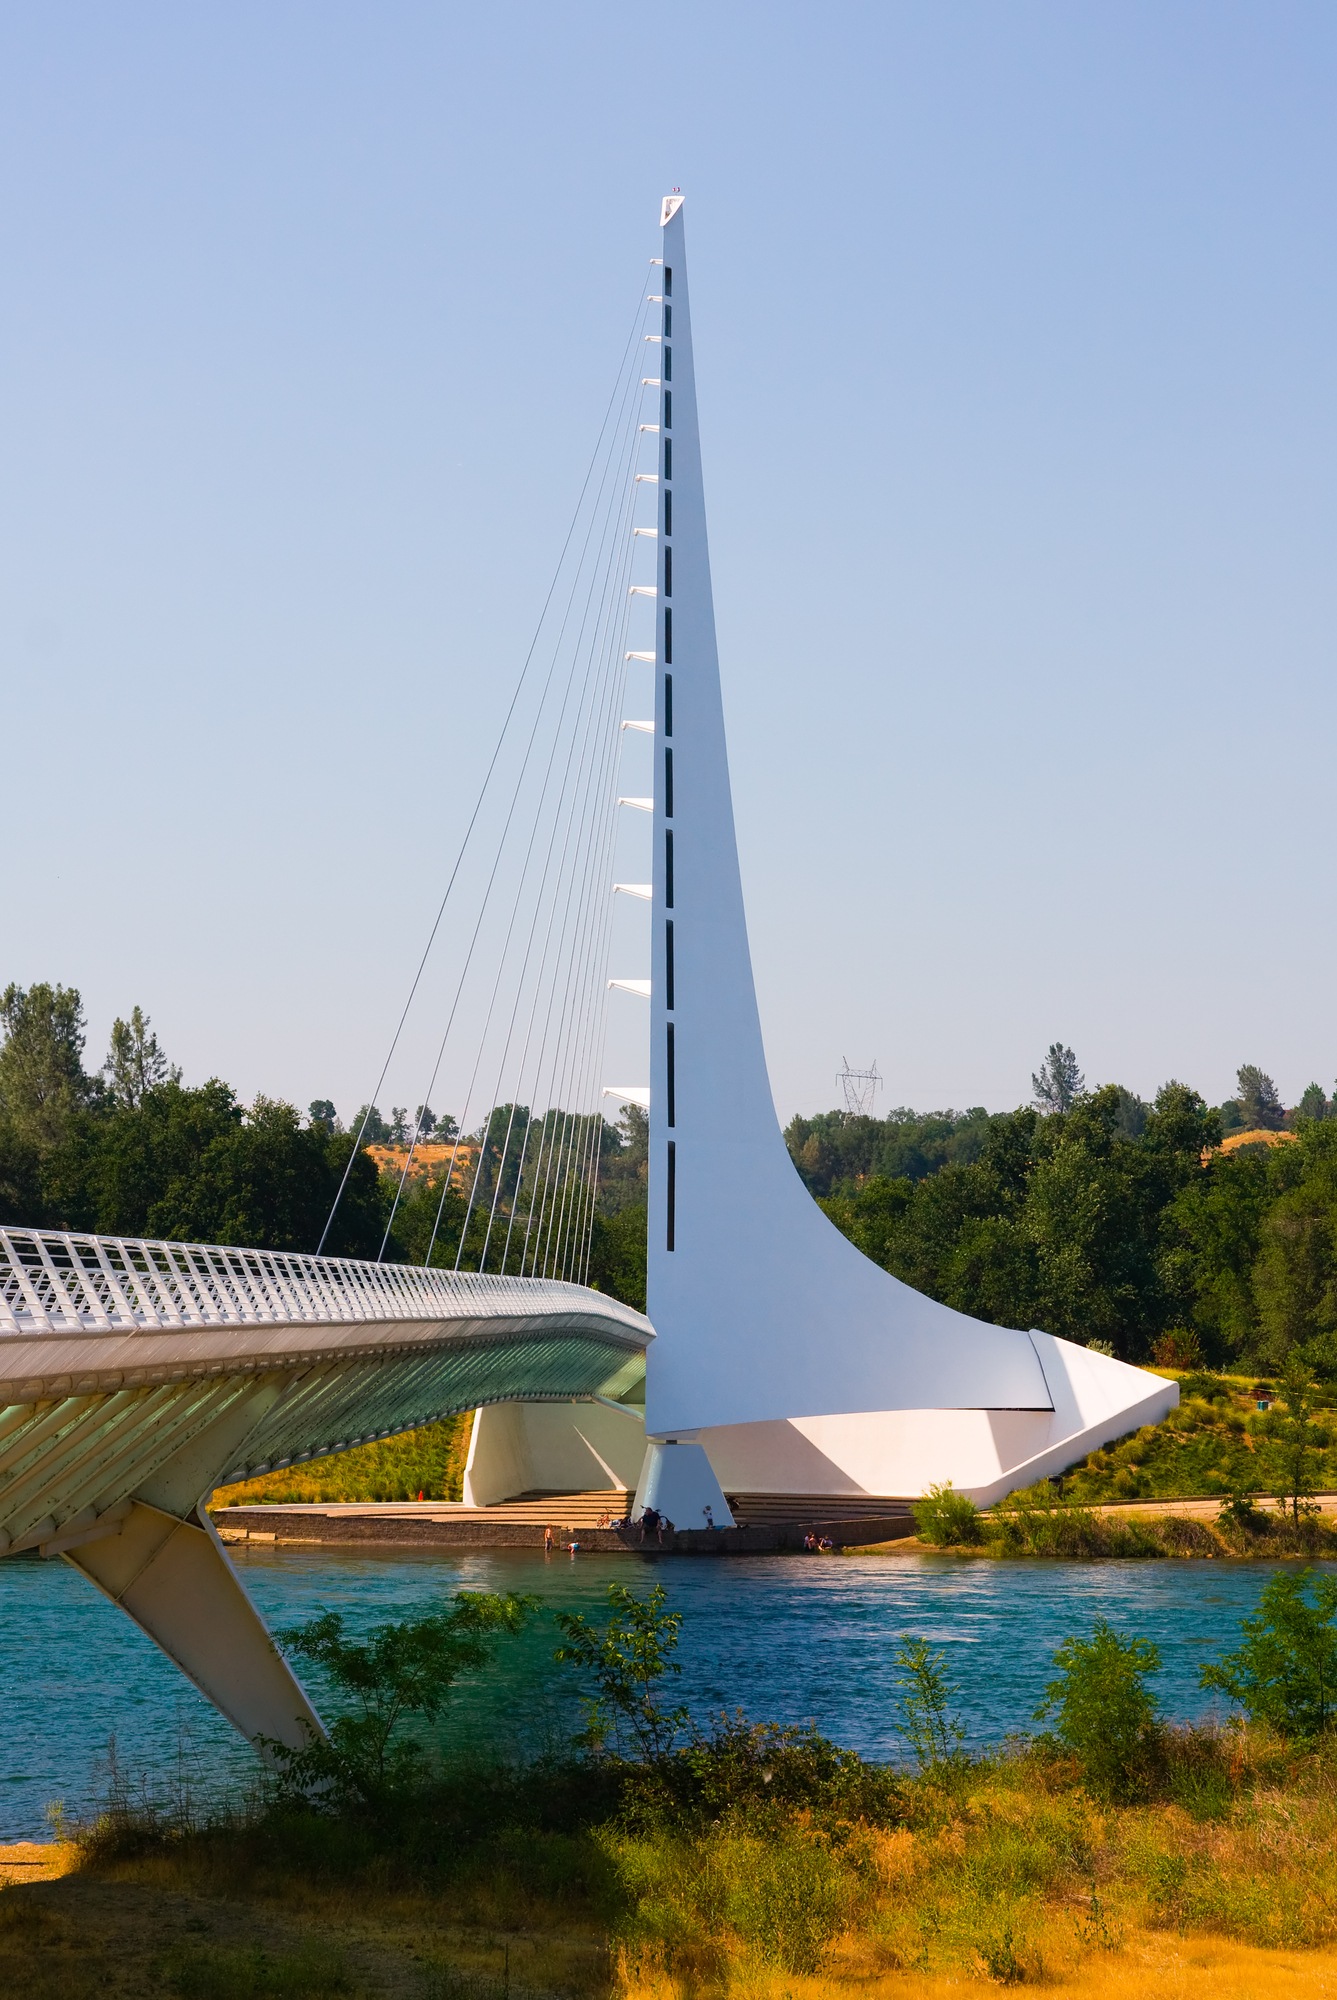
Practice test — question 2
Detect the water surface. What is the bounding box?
[0,1545,1317,1841]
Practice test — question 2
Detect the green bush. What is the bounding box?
[912,1482,982,1546]
[1035,1620,1162,1800]
[892,1636,967,1784]
[1201,1567,1337,1740]
[554,1583,688,1759]
[270,1590,534,1804]
[628,1715,902,1831]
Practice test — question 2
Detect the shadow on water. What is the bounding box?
[1,1542,1329,1838]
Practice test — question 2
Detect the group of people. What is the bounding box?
[802,1531,836,1552]
[544,1505,675,1552]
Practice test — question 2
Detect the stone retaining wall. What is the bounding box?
[212,1507,915,1555]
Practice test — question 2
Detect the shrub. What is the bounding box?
[269,1590,534,1804]
[892,1635,967,1783]
[1218,1487,1264,1532]
[912,1482,982,1546]
[554,1582,688,1758]
[629,1715,902,1831]
[1035,1620,1162,1800]
[1153,1328,1203,1369]
[1201,1567,1337,1740]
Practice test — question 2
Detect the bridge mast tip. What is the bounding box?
[660,193,684,227]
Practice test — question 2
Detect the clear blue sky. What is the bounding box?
[3,2,1333,1123]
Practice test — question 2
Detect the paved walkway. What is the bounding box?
[1084,1492,1337,1521]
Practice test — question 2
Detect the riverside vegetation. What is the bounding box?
[901,1352,1337,1561]
[11,985,1337,1379]
[12,1578,1337,1999]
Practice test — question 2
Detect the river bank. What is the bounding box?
[8,1719,1337,1999]
[212,1492,1337,1562]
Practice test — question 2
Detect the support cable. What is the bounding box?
[318,275,653,1256]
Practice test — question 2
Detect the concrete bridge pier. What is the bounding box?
[56,1377,323,1754]
[67,1501,323,1754]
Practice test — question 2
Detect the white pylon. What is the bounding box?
[640,196,1176,1506]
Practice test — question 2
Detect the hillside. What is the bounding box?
[1056,1370,1337,1504]
[210,1413,473,1506]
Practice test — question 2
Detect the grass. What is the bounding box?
[11,1728,1337,1996]
[210,1416,473,1508]
[897,1489,1337,1561]
[1053,1370,1337,1506]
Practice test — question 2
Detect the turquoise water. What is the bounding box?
[0,1546,1323,1841]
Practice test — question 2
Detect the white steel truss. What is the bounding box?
[0,1228,647,1340]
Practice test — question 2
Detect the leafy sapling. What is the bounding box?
[892,1635,967,1782]
[1036,1620,1161,1800]
[270,1590,534,1802]
[554,1581,689,1759]
[1201,1567,1337,1741]
[1271,1357,1324,1526]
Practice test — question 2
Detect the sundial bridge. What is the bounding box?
[0,196,1174,1753]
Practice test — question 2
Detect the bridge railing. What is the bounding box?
[0,1228,650,1341]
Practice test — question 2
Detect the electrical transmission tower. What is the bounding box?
[838,1058,882,1119]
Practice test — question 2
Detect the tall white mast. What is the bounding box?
[640,196,1174,1507]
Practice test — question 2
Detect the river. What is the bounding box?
[0,1545,1319,1841]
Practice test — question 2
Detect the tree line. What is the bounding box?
[0,982,647,1304]
[790,1048,1337,1375]
[6,982,1337,1365]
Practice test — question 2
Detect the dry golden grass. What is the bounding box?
[9,1734,1337,1995]
[619,1935,1337,1997]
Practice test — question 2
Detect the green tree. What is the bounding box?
[0,981,92,1150]
[1201,1569,1337,1740]
[351,1104,392,1144]
[1249,1123,1337,1370]
[1297,1083,1331,1124]
[307,1099,339,1132]
[103,1005,178,1109]
[69,1081,387,1255]
[1162,1145,1272,1365]
[598,1102,649,1213]
[0,1121,43,1227]
[273,1591,533,1801]
[1036,1620,1162,1800]
[786,1104,993,1196]
[554,1582,689,1759]
[1237,1064,1285,1131]
[587,1201,648,1310]
[1032,1043,1085,1115]
[819,1175,913,1270]
[1268,1355,1325,1523]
